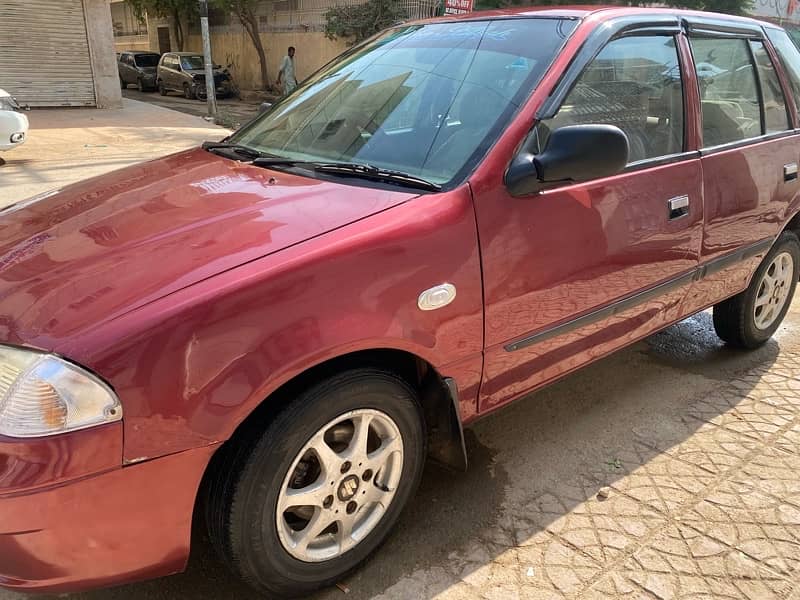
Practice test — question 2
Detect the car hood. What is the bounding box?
[0,148,416,346]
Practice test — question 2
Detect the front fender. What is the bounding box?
[69,186,483,463]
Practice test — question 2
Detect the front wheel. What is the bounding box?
[714,230,799,348]
[204,369,426,598]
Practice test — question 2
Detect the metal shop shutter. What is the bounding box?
[0,0,96,107]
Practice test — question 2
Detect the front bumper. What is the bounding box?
[193,80,232,98]
[0,429,217,593]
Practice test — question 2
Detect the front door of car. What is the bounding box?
[475,32,704,412]
[681,30,800,314]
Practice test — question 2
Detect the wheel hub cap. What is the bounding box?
[276,408,404,563]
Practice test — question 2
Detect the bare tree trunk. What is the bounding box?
[171,9,185,51]
[236,7,269,91]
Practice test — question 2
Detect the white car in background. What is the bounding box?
[0,89,28,153]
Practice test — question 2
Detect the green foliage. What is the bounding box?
[474,0,754,15]
[324,0,409,45]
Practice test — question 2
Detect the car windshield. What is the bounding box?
[181,55,205,70]
[135,54,160,68]
[231,18,576,186]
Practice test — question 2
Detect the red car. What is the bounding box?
[3,5,800,598]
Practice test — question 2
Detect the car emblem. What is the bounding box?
[337,475,360,501]
[418,283,457,311]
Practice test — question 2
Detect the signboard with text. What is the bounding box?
[444,0,474,16]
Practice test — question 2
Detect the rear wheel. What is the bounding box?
[120,76,126,90]
[713,231,799,348]
[183,82,195,100]
[158,81,167,96]
[137,78,146,92]
[204,369,426,598]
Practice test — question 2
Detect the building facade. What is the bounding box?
[112,0,440,91]
[0,0,122,108]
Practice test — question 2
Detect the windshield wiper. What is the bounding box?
[251,158,442,192]
[202,141,264,160]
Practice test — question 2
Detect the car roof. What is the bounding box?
[167,52,204,56]
[421,4,769,28]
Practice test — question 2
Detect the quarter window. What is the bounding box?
[765,28,800,122]
[690,37,761,146]
[545,35,685,164]
[750,40,790,133]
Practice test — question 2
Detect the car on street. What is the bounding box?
[0,88,28,154]
[156,51,233,99]
[118,51,161,92]
[3,6,800,598]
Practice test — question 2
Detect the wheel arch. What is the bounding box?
[216,347,468,474]
[782,210,800,280]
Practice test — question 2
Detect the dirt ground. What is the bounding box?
[3,102,800,600]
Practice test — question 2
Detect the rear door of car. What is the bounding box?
[476,16,704,411]
[680,18,800,314]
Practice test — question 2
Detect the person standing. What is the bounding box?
[277,46,297,96]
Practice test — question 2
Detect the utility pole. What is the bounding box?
[199,0,217,120]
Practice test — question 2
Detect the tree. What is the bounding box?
[474,0,754,15]
[324,0,408,45]
[129,0,197,51]
[213,0,270,91]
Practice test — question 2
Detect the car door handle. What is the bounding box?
[785,163,798,182]
[668,195,690,220]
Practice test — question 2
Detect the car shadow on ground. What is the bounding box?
[66,311,782,600]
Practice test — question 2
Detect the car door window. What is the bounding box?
[765,28,800,122]
[750,40,791,133]
[543,35,685,164]
[690,37,761,146]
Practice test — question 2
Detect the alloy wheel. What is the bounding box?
[754,251,794,330]
[276,408,404,563]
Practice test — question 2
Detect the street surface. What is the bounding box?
[3,100,800,599]
[121,88,263,128]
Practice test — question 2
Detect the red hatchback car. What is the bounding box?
[3,5,800,598]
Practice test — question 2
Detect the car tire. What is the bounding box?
[158,81,167,96]
[713,230,800,349]
[137,78,145,92]
[120,77,126,90]
[183,83,195,100]
[204,368,426,599]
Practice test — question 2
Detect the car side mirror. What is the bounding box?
[505,124,629,196]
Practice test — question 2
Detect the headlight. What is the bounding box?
[0,345,121,438]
